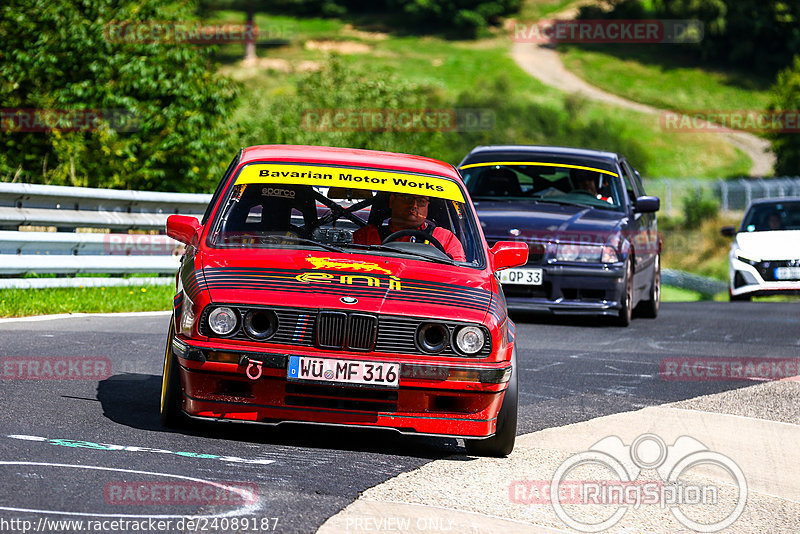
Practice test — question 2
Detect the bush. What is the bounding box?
[771,56,800,176]
[0,0,239,192]
[682,189,719,229]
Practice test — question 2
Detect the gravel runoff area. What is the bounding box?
[319,379,800,533]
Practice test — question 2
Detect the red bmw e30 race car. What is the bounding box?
[161,145,528,456]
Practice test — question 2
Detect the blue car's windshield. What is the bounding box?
[460,162,625,211]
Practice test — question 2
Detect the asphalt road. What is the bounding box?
[0,302,798,533]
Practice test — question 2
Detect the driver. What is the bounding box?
[352,193,466,261]
[571,169,612,203]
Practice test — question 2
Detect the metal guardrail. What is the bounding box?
[0,183,211,289]
[662,269,728,298]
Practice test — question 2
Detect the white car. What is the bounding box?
[721,198,800,301]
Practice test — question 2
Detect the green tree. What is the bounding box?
[0,0,239,192]
[771,56,800,175]
[654,0,800,75]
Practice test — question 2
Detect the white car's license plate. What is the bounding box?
[287,356,399,388]
[774,266,800,280]
[499,268,543,285]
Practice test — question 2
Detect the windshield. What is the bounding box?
[208,162,484,266]
[460,161,625,211]
[741,201,800,232]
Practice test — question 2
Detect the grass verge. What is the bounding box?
[662,285,703,302]
[560,45,773,117]
[0,285,173,318]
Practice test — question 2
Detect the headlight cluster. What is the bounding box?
[415,322,488,355]
[205,306,278,340]
[555,243,618,263]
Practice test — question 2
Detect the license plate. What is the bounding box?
[499,268,543,285]
[775,266,800,280]
[287,356,400,388]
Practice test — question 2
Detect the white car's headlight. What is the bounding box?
[208,307,238,336]
[556,243,618,263]
[455,326,485,355]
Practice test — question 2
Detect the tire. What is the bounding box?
[465,346,518,457]
[729,291,751,302]
[160,321,184,428]
[612,258,633,327]
[637,254,660,319]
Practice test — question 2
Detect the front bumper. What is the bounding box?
[730,257,800,297]
[503,263,625,315]
[172,336,512,438]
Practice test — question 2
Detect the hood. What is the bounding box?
[194,248,495,323]
[735,230,800,260]
[474,200,625,244]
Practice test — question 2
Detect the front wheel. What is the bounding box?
[612,259,633,327]
[160,321,183,428]
[465,346,518,457]
[637,254,660,318]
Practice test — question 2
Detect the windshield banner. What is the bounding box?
[235,163,465,202]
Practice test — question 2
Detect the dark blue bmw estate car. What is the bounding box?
[459,145,661,326]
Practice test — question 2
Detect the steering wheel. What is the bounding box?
[381,229,447,255]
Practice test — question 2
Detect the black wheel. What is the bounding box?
[381,229,447,254]
[612,258,633,326]
[637,254,660,318]
[465,346,518,457]
[729,291,751,301]
[160,321,183,428]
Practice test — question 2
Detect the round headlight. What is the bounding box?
[416,323,448,353]
[208,307,238,336]
[455,326,485,354]
[243,309,278,340]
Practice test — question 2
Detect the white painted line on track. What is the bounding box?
[0,310,171,324]
[0,461,262,519]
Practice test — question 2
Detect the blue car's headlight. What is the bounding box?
[556,243,618,263]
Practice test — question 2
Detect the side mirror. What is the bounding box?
[634,195,660,213]
[720,226,736,237]
[166,215,201,245]
[490,241,528,271]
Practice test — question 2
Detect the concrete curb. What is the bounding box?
[318,391,799,533]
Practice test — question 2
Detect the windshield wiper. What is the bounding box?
[348,243,457,265]
[528,196,594,208]
[259,235,347,254]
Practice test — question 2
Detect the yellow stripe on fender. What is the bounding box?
[236,163,465,202]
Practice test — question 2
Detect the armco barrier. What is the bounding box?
[0,183,210,289]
